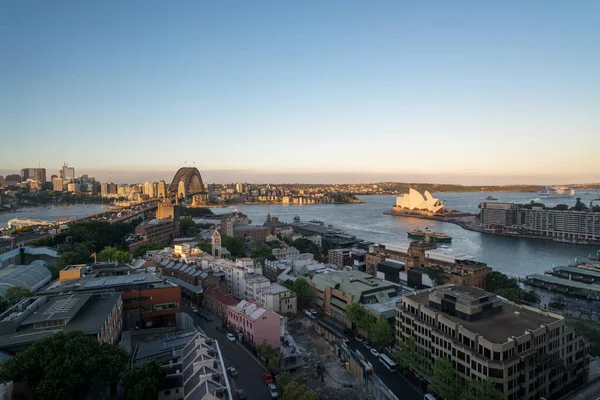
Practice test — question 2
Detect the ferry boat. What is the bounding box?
[538,186,575,199]
[407,229,452,243]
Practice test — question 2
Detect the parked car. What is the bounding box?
[268,383,279,399]
[308,308,318,316]
[226,333,236,342]
[236,389,247,400]
[362,341,372,350]
[226,367,238,377]
[370,348,380,357]
[203,314,213,322]
[216,325,226,333]
[263,372,274,385]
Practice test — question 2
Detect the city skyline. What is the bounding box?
[2,1,599,184]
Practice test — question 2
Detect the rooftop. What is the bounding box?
[261,283,289,294]
[527,273,600,293]
[42,271,174,294]
[407,287,559,344]
[0,292,121,350]
[0,246,58,262]
[552,266,600,279]
[311,270,399,301]
[0,260,52,296]
[230,300,270,320]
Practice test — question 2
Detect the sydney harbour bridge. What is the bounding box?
[168,167,208,207]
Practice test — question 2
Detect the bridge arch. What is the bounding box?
[168,167,205,199]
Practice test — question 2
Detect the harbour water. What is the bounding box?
[0,204,109,228]
[212,194,599,278]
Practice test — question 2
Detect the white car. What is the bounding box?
[268,383,279,399]
[362,341,372,350]
[370,348,380,357]
[226,333,236,342]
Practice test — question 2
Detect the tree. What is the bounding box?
[222,236,246,258]
[463,378,503,400]
[553,204,569,211]
[345,303,376,333]
[0,331,129,400]
[5,286,32,304]
[179,217,197,237]
[98,246,132,264]
[292,278,314,306]
[267,356,281,374]
[291,238,322,261]
[368,318,394,348]
[486,271,539,304]
[572,198,588,211]
[393,337,431,379]
[196,242,212,253]
[251,245,275,260]
[429,357,464,400]
[423,265,447,286]
[123,361,165,400]
[133,242,169,258]
[283,380,319,400]
[276,371,292,395]
[257,344,276,361]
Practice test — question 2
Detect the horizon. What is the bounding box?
[2,1,599,184]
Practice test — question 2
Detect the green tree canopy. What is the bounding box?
[292,278,314,306]
[5,286,32,304]
[133,242,169,258]
[98,246,132,264]
[393,337,431,379]
[345,302,376,333]
[179,217,197,237]
[368,318,394,348]
[291,238,322,261]
[222,236,246,258]
[485,271,539,303]
[463,378,503,400]
[123,361,165,400]
[267,355,281,374]
[423,265,448,286]
[275,371,292,395]
[282,380,319,400]
[196,242,212,253]
[0,331,129,400]
[429,357,464,400]
[256,344,276,360]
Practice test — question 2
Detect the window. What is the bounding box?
[164,390,171,395]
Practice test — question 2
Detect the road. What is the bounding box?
[345,338,423,400]
[181,302,272,400]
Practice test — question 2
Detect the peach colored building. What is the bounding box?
[227,299,282,349]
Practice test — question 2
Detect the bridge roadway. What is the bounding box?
[7,202,159,247]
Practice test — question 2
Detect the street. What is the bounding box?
[345,338,423,400]
[181,302,272,400]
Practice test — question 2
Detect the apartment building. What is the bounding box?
[209,258,260,299]
[424,249,490,288]
[396,285,589,400]
[227,300,282,349]
[480,202,600,241]
[272,246,300,260]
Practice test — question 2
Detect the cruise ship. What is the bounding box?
[538,186,575,199]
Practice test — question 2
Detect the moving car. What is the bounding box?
[370,348,380,357]
[236,390,247,400]
[226,333,236,342]
[268,383,279,398]
[226,367,238,377]
[263,372,274,385]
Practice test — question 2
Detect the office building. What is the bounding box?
[67,182,80,193]
[227,299,283,349]
[0,260,52,297]
[396,285,589,400]
[366,242,490,289]
[61,164,75,183]
[157,199,176,220]
[21,168,46,183]
[132,330,232,400]
[4,175,21,187]
[42,264,180,329]
[0,292,122,354]
[306,270,404,325]
[157,180,167,198]
[0,176,4,187]
[480,202,526,227]
[52,177,64,191]
[129,219,180,254]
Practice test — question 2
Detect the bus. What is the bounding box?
[378,354,397,372]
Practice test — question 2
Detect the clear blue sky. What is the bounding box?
[1,1,598,184]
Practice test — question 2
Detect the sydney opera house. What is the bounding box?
[393,188,445,214]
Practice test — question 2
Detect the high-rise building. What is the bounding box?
[396,285,589,400]
[235,183,244,193]
[4,175,21,186]
[0,176,4,187]
[52,178,64,192]
[21,168,46,183]
[157,180,167,198]
[61,164,75,184]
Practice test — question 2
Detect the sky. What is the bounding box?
[1,1,598,185]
